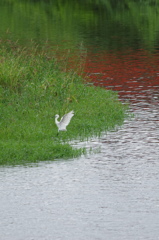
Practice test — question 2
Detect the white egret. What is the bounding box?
[55,110,74,132]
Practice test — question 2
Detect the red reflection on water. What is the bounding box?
[85,50,159,103]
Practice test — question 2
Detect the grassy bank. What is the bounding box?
[0,42,127,165]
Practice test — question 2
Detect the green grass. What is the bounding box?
[0,42,128,165]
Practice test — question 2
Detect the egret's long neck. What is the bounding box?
[55,116,59,125]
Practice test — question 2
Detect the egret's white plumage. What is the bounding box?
[55,110,74,132]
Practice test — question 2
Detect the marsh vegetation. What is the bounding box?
[0,41,127,165]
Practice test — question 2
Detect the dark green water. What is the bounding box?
[1,0,159,50]
[1,1,159,240]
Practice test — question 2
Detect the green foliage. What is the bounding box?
[0,43,127,165]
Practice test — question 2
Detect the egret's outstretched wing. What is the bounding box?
[59,110,74,128]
